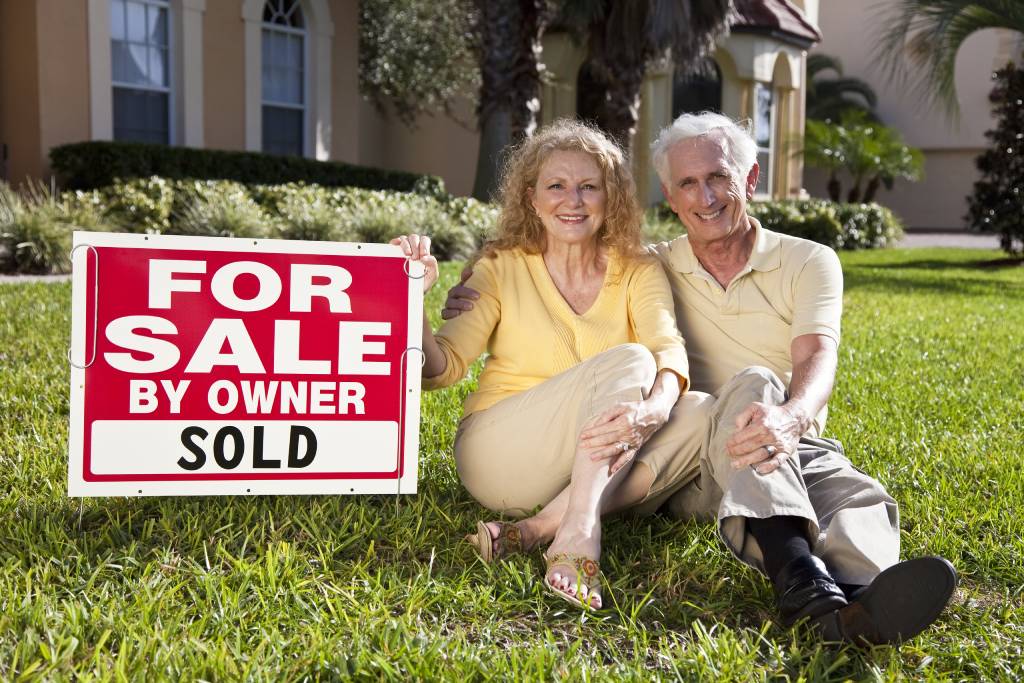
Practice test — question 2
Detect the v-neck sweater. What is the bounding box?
[424,248,690,416]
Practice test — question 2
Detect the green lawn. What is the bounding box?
[1,248,1022,681]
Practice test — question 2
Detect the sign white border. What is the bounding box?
[68,231,423,497]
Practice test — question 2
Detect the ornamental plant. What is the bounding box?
[967,64,1024,256]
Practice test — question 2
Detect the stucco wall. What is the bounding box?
[203,0,246,151]
[0,0,42,183]
[329,0,359,163]
[809,3,1011,228]
[36,0,91,179]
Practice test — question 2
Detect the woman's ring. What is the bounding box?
[764,445,776,457]
[619,442,629,453]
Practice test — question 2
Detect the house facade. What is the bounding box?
[806,2,1022,229]
[0,0,821,204]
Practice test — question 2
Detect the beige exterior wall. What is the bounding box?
[37,0,91,178]
[203,0,246,151]
[329,0,360,164]
[809,2,1018,228]
[0,0,42,183]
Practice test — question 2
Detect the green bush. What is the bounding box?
[169,180,271,238]
[651,199,903,250]
[66,178,498,262]
[50,141,447,197]
[0,181,106,274]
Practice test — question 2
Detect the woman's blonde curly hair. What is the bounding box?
[480,119,646,261]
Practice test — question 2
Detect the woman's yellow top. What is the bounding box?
[423,248,690,416]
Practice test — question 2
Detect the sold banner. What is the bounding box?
[68,232,423,496]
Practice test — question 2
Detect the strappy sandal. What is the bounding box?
[543,552,604,610]
[464,521,527,563]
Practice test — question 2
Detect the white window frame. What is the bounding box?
[111,0,175,144]
[754,81,776,198]
[260,12,309,156]
[242,0,333,160]
[88,0,206,145]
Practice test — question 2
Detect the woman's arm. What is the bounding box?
[392,234,501,388]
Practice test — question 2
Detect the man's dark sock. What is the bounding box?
[837,582,868,600]
[747,515,813,582]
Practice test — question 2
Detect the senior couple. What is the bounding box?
[392,112,956,644]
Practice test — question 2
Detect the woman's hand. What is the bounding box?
[390,234,439,292]
[578,398,672,474]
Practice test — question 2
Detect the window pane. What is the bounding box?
[111,42,131,82]
[129,44,148,84]
[148,4,168,46]
[126,1,146,42]
[286,34,302,69]
[262,105,303,156]
[111,0,126,41]
[149,47,167,88]
[113,87,169,144]
[755,84,772,148]
[756,150,771,195]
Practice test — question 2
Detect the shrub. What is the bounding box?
[0,181,106,274]
[65,178,497,262]
[50,141,447,197]
[967,64,1024,256]
[651,198,903,250]
[169,181,271,238]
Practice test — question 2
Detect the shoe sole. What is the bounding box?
[820,556,957,645]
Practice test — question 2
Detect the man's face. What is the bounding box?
[660,132,759,245]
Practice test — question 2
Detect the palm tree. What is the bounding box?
[556,0,733,152]
[471,0,550,201]
[806,54,879,122]
[878,0,1024,115]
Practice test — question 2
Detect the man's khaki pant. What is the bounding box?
[454,344,715,517]
[666,366,901,586]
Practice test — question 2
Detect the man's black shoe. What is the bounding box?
[773,554,848,627]
[814,556,958,645]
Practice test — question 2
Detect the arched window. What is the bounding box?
[111,0,172,144]
[672,59,722,119]
[261,0,307,156]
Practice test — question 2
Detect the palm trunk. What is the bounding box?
[598,65,645,155]
[827,171,841,202]
[471,0,547,201]
[863,175,882,203]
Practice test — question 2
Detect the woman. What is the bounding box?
[394,120,711,609]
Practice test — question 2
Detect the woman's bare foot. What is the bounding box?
[544,519,603,608]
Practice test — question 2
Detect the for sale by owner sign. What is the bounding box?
[68,232,423,496]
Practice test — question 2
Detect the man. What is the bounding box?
[443,112,956,644]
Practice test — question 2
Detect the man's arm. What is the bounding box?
[725,334,838,474]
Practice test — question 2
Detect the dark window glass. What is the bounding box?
[262,105,303,156]
[113,87,169,144]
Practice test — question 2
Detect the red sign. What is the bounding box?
[68,232,423,496]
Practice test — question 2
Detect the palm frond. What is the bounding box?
[876,0,1024,116]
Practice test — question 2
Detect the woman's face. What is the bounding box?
[529,150,607,249]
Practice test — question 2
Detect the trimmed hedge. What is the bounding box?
[650,199,904,250]
[50,141,447,197]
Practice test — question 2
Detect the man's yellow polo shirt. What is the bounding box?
[424,248,690,417]
[650,218,843,436]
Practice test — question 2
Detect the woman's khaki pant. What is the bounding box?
[454,344,715,517]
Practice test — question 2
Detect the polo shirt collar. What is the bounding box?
[667,216,781,274]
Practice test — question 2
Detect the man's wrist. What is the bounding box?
[781,401,814,435]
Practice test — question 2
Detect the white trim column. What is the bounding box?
[176,0,206,147]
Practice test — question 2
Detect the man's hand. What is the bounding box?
[726,402,810,474]
[441,265,479,319]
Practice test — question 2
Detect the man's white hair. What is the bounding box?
[651,111,758,185]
